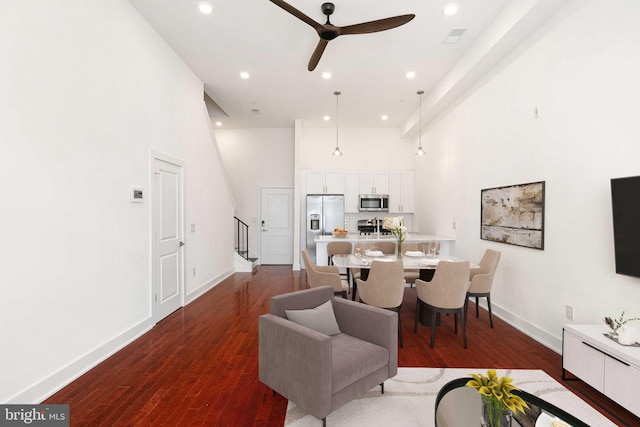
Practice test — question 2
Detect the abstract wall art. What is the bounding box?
[481,181,545,249]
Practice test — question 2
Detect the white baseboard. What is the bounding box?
[11,267,236,404]
[9,318,154,404]
[476,299,562,354]
[185,267,235,305]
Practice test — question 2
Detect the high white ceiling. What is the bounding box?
[127,0,568,131]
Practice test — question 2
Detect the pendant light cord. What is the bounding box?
[333,91,342,156]
[336,91,339,145]
[417,90,424,156]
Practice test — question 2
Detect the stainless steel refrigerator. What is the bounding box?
[306,194,345,262]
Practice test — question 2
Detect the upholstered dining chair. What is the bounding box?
[351,240,398,300]
[401,242,420,288]
[414,261,471,348]
[373,241,397,255]
[356,260,405,347]
[466,249,501,328]
[301,248,349,298]
[327,241,353,286]
[327,241,352,265]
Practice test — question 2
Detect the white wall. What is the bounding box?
[415,0,640,352]
[214,128,295,258]
[300,127,414,170]
[215,127,414,259]
[0,0,234,402]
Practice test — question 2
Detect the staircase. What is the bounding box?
[235,216,258,272]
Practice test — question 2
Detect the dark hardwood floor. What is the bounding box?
[46,266,636,426]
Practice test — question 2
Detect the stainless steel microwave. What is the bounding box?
[359,194,389,212]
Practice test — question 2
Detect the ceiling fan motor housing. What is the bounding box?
[321,2,335,16]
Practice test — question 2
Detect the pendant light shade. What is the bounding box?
[332,91,343,156]
[416,90,425,156]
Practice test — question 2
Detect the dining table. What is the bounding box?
[332,252,479,301]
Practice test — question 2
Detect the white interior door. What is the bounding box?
[260,188,293,265]
[152,155,184,323]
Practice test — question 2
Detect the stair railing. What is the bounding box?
[234,216,249,260]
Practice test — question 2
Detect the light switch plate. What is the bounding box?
[130,187,144,203]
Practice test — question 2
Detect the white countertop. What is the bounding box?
[314,234,455,242]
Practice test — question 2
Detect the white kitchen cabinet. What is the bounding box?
[359,171,388,194]
[343,171,359,213]
[305,170,344,194]
[388,171,415,213]
[563,324,640,418]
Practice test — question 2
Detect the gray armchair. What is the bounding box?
[259,286,398,425]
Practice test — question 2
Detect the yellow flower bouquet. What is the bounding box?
[466,370,529,427]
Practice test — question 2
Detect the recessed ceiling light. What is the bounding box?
[240,71,250,79]
[442,3,459,16]
[215,121,222,126]
[322,72,332,79]
[198,2,214,15]
[323,115,330,121]
[406,71,416,79]
[381,115,389,121]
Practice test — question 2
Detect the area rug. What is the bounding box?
[283,368,616,426]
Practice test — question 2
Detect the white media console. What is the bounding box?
[563,324,640,418]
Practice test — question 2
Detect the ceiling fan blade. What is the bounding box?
[269,0,323,32]
[340,14,415,35]
[308,39,329,71]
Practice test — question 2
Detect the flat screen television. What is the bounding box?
[611,175,640,278]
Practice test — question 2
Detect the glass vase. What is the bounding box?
[481,399,512,427]
[397,240,402,258]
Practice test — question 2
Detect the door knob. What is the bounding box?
[179,241,185,247]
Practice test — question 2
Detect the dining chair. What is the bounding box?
[356,260,405,347]
[327,241,352,266]
[374,241,397,255]
[401,242,420,288]
[414,261,471,348]
[301,248,349,298]
[466,249,501,328]
[327,241,353,287]
[351,240,397,301]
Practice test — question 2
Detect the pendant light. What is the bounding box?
[332,91,343,156]
[416,90,425,156]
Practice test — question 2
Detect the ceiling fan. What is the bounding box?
[269,1,415,71]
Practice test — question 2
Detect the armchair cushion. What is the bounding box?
[285,300,341,336]
[331,333,388,393]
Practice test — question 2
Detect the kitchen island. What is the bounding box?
[314,234,455,266]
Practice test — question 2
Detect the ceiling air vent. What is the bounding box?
[443,28,466,44]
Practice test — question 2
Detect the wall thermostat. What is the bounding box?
[130,187,144,203]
